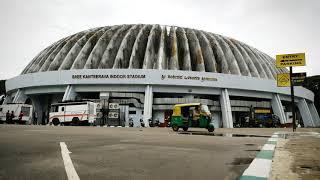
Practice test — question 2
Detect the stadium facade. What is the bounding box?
[4,24,320,127]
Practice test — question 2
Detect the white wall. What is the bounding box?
[153,110,165,123]
[6,69,314,102]
[212,111,222,128]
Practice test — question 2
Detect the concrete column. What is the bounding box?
[30,96,44,125]
[271,94,287,124]
[12,89,28,103]
[143,86,149,122]
[149,86,153,124]
[297,98,315,127]
[2,95,12,104]
[307,102,320,127]
[124,105,129,127]
[62,85,78,102]
[143,85,152,127]
[220,89,233,128]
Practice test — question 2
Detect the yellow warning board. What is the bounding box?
[277,73,290,87]
[276,53,305,68]
[255,109,271,114]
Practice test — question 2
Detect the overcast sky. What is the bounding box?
[0,0,319,80]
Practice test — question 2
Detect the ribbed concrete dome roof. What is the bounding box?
[22,24,287,79]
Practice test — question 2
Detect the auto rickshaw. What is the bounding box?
[170,103,214,132]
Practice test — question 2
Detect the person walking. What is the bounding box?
[5,110,10,123]
[33,111,37,125]
[10,111,15,124]
[18,111,23,122]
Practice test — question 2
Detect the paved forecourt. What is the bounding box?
[0,125,271,180]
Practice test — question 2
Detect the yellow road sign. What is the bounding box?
[276,53,305,68]
[277,73,290,87]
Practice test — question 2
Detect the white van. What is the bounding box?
[49,101,96,126]
[0,104,33,124]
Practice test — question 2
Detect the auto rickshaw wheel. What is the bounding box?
[172,125,179,131]
[182,127,188,131]
[208,126,214,132]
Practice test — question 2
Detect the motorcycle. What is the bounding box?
[148,119,160,127]
[140,119,145,127]
[129,118,134,127]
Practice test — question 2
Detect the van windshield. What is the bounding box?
[21,106,30,116]
[50,106,59,112]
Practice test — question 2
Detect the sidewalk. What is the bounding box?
[270,131,320,180]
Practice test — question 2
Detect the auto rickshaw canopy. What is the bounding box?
[172,103,201,116]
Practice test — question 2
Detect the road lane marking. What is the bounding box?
[261,144,275,151]
[242,158,272,178]
[267,138,278,141]
[60,142,80,180]
[266,140,277,145]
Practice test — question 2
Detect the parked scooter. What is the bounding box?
[148,119,154,127]
[140,119,145,127]
[129,118,134,127]
[148,119,160,127]
[167,121,171,127]
[154,120,159,127]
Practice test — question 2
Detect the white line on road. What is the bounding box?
[60,142,80,180]
[268,137,278,142]
[261,144,275,151]
[242,158,272,178]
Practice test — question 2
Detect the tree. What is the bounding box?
[0,80,5,95]
[303,75,320,115]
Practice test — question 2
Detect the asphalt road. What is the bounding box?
[0,125,278,180]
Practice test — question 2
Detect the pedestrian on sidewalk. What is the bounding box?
[9,111,15,124]
[5,110,10,123]
[18,111,23,122]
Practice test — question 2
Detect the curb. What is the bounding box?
[240,131,320,179]
[240,132,281,180]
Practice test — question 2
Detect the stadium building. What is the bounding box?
[3,24,320,127]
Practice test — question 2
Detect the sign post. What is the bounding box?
[276,53,306,132]
[289,67,296,132]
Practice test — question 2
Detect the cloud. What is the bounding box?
[0,0,319,79]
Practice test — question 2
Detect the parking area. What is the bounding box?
[0,125,315,180]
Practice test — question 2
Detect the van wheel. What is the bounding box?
[52,118,60,126]
[208,126,214,132]
[172,125,179,131]
[182,127,188,131]
[71,117,79,126]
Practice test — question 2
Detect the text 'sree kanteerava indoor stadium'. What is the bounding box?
[3,24,320,127]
